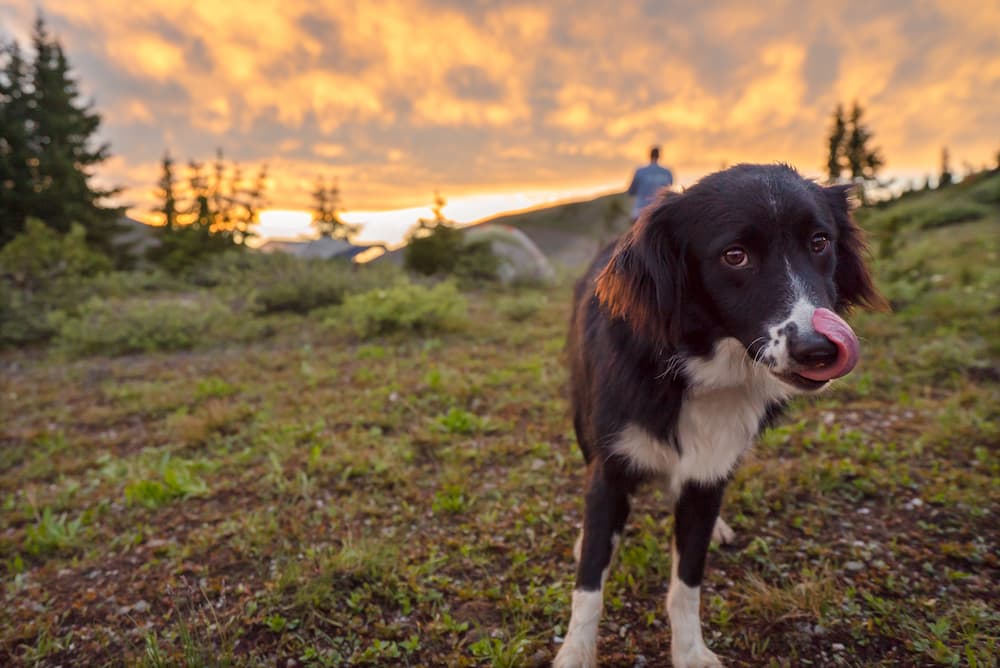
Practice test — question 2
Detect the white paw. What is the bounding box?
[673,643,723,668]
[711,517,735,546]
[553,635,597,668]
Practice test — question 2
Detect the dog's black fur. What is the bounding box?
[556,164,884,667]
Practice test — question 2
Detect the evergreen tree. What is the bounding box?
[939,147,953,187]
[844,102,884,180]
[0,39,33,246]
[311,177,358,240]
[825,104,847,182]
[155,152,179,230]
[24,16,124,256]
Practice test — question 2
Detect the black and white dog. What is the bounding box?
[554,164,885,667]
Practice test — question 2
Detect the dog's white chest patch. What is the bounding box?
[611,338,790,496]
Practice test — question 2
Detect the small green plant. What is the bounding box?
[124,455,209,509]
[435,407,482,434]
[432,484,470,514]
[337,281,467,338]
[264,613,292,633]
[24,507,84,556]
[469,631,531,668]
[195,377,238,400]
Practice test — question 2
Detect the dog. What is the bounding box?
[553,164,885,667]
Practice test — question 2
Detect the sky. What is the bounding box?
[2,0,998,243]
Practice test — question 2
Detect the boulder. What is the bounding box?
[464,224,555,285]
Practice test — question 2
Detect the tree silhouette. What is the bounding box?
[939,147,953,188]
[0,15,123,257]
[844,102,884,181]
[155,152,179,230]
[311,177,359,240]
[825,104,847,182]
[150,150,266,270]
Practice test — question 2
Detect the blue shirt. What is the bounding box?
[627,162,674,219]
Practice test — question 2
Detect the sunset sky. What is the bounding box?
[2,0,998,243]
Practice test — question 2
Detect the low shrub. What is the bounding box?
[190,251,398,314]
[0,220,117,346]
[0,281,58,345]
[0,219,111,291]
[917,201,987,229]
[498,293,548,322]
[50,296,233,356]
[337,281,467,338]
[252,259,353,314]
[403,223,499,282]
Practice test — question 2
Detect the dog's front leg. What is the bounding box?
[554,462,631,668]
[668,480,726,668]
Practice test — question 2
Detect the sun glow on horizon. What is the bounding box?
[256,182,624,247]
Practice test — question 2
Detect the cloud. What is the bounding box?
[3,0,997,218]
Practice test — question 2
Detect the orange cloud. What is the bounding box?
[8,0,997,222]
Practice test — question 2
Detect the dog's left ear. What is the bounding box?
[824,184,889,312]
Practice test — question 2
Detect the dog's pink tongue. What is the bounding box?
[798,308,860,381]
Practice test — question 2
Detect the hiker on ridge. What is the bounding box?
[627,146,674,223]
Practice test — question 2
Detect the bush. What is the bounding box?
[404,223,463,275]
[252,259,354,314]
[188,251,398,314]
[50,296,233,356]
[0,219,111,290]
[0,281,58,345]
[0,220,115,346]
[403,223,498,281]
[498,293,548,322]
[146,223,240,274]
[453,239,500,282]
[337,281,467,338]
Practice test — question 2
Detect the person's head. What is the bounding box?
[649,146,661,163]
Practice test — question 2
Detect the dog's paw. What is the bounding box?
[673,643,723,668]
[711,517,735,546]
[553,634,597,668]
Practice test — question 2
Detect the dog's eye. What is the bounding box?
[722,247,749,267]
[811,233,830,254]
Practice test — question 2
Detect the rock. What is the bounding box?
[845,561,865,572]
[464,224,555,285]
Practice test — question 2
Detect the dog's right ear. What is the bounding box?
[594,201,685,343]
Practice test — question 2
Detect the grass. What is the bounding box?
[0,173,998,666]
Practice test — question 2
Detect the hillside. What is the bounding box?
[379,192,632,269]
[1,174,997,666]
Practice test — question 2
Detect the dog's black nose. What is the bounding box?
[788,331,839,369]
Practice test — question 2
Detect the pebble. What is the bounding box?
[845,561,865,571]
[133,600,150,613]
[832,643,846,652]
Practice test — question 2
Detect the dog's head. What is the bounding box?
[595,163,887,391]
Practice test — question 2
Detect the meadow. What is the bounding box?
[1,174,998,667]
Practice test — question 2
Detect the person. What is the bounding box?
[627,146,674,222]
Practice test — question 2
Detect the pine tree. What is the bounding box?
[939,147,953,187]
[155,152,179,230]
[311,177,358,240]
[25,16,124,256]
[825,104,847,182]
[0,39,33,246]
[844,102,884,180]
